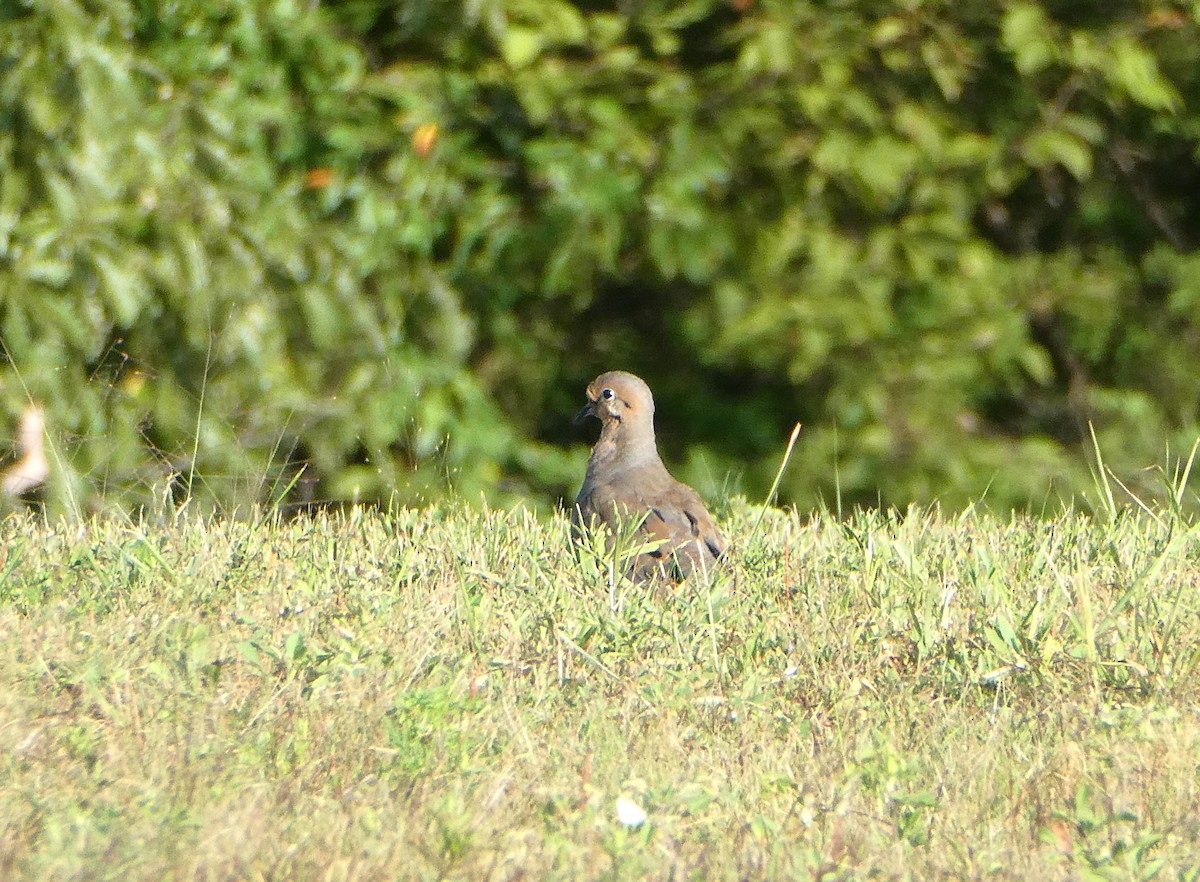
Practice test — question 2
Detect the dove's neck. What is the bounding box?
[588,417,662,477]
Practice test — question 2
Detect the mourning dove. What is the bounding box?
[572,371,725,579]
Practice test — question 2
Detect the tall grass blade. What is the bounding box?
[747,422,802,547]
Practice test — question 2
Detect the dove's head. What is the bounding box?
[573,371,655,428]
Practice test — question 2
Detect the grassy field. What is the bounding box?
[2,500,1199,880]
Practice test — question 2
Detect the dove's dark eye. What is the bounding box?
[601,388,615,400]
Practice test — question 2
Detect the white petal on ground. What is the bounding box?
[615,796,647,827]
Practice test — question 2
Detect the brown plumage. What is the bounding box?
[572,371,725,579]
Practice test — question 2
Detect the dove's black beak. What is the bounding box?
[573,401,596,425]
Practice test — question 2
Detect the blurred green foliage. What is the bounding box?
[2,0,1199,513]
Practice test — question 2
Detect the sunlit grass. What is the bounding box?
[2,500,1199,879]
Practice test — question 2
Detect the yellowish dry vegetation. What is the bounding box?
[2,502,1199,880]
